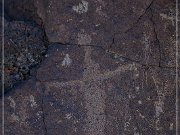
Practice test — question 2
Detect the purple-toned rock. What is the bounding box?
[2,79,46,135]
[151,0,177,67]
[3,43,176,134]
[35,0,114,46]
[2,0,177,134]
[111,10,160,66]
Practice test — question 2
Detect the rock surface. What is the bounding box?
[34,0,178,67]
[1,0,178,135]
[2,19,47,92]
[0,0,48,92]
[2,44,177,134]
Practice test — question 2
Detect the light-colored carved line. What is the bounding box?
[44,64,133,88]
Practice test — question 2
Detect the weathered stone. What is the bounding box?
[110,9,160,66]
[3,19,47,92]
[2,79,45,135]
[36,44,84,82]
[2,0,178,134]
[3,43,176,134]
[35,0,114,46]
[3,0,42,24]
[113,0,152,33]
[34,0,178,68]
[44,45,176,135]
[150,0,178,68]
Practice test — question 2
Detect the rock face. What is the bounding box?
[3,0,42,24]
[3,44,176,135]
[34,0,178,67]
[1,0,178,135]
[151,0,177,68]
[3,20,47,92]
[0,0,48,92]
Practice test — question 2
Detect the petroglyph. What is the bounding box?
[124,112,131,132]
[81,46,106,135]
[169,123,174,130]
[43,31,132,134]
[78,30,92,45]
[36,111,43,120]
[43,31,134,134]
[65,113,73,120]
[72,0,89,14]
[8,96,28,125]
[96,6,108,18]
[160,13,176,26]
[142,34,151,65]
[29,95,38,109]
[61,54,72,66]
[44,64,133,89]
[11,113,20,122]
[4,1,176,134]
[8,96,19,121]
[8,96,16,109]
[151,74,166,131]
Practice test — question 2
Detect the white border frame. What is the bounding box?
[1,0,4,134]
[176,0,179,135]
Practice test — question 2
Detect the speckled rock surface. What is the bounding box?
[2,19,47,92]
[3,79,45,135]
[1,0,179,134]
[35,0,114,46]
[34,0,179,67]
[150,0,178,68]
[2,44,177,134]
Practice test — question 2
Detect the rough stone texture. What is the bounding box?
[3,0,42,24]
[0,0,47,93]
[112,0,152,33]
[35,0,114,46]
[151,0,178,68]
[3,79,46,135]
[1,0,179,135]
[34,0,179,67]
[34,0,155,47]
[112,10,160,66]
[1,44,177,135]
[2,19,47,92]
